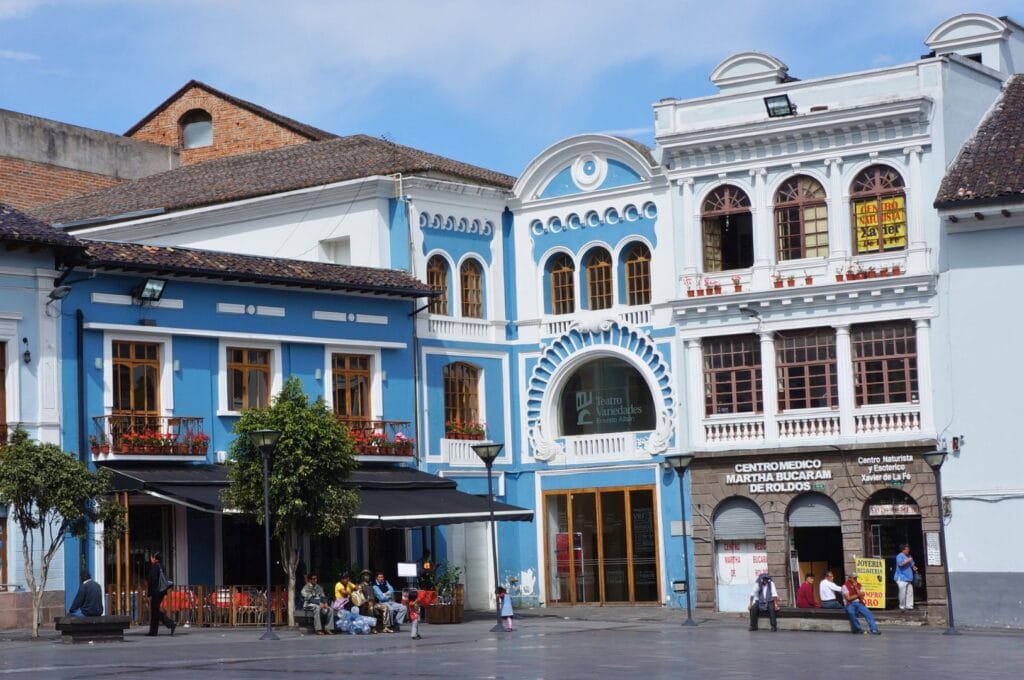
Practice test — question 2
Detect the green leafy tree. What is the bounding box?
[222,376,359,626]
[0,427,126,638]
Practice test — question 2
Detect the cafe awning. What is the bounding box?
[100,463,231,514]
[343,466,534,528]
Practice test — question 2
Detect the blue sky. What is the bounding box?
[1,1,1021,177]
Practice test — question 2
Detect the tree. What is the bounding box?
[222,376,359,627]
[0,427,126,638]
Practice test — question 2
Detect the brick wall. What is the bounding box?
[0,157,123,211]
[128,87,314,165]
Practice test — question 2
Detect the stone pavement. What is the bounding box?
[2,607,1022,679]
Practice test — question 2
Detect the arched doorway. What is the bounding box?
[787,493,844,596]
[863,489,925,609]
[712,497,766,612]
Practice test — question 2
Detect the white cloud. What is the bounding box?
[0,48,39,60]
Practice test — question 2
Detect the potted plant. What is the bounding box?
[835,268,844,283]
[89,435,101,455]
[845,265,859,282]
[731,274,742,293]
[803,271,813,285]
[712,280,722,295]
[866,266,877,279]
[879,265,890,277]
[119,430,138,453]
[786,274,796,287]
[191,432,210,455]
[892,263,902,276]
[684,276,695,298]
[394,431,415,453]
[427,561,465,624]
[772,271,784,288]
[703,277,714,296]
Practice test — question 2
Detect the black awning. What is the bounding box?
[344,466,533,528]
[100,463,230,514]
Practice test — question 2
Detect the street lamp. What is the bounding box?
[664,452,697,626]
[247,428,281,641]
[472,441,505,633]
[922,450,959,636]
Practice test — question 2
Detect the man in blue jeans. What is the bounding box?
[842,574,881,635]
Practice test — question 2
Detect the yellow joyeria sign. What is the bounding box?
[854,196,906,252]
[854,557,886,609]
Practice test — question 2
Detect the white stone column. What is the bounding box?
[903,146,927,273]
[834,324,855,437]
[751,168,772,289]
[914,318,934,435]
[759,331,779,444]
[825,157,849,267]
[34,268,61,444]
[685,339,705,448]
[679,178,696,278]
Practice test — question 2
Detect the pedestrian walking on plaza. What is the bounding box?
[748,573,779,631]
[408,590,422,639]
[842,574,881,635]
[894,544,918,610]
[146,553,176,636]
[497,586,514,631]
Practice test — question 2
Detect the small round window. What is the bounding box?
[559,357,655,436]
[180,109,213,149]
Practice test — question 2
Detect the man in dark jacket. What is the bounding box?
[146,552,176,636]
[68,571,103,617]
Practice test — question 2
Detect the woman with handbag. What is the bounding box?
[146,552,177,636]
[894,544,919,610]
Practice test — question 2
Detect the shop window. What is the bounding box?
[584,248,613,310]
[623,243,652,306]
[112,340,161,433]
[331,353,372,419]
[703,335,762,415]
[443,362,480,429]
[180,109,213,149]
[851,321,918,406]
[227,347,271,410]
[775,175,829,261]
[702,185,753,272]
[775,329,837,411]
[460,259,484,318]
[559,357,655,436]
[850,165,907,254]
[548,254,576,315]
[427,255,449,315]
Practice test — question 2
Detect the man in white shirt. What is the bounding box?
[748,573,780,631]
[818,570,844,609]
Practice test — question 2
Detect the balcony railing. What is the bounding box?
[427,316,495,341]
[92,415,206,456]
[338,418,415,457]
[777,409,841,440]
[541,305,654,337]
[105,584,290,628]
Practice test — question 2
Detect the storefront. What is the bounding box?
[689,448,945,621]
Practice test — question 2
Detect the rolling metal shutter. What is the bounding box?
[787,493,841,527]
[713,497,765,540]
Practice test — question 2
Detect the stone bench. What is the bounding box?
[54,615,132,644]
[774,606,853,632]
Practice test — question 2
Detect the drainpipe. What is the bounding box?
[76,308,88,574]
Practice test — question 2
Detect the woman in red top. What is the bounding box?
[796,573,820,608]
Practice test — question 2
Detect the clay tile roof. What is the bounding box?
[81,240,435,298]
[935,75,1024,208]
[32,135,515,226]
[0,203,81,249]
[125,79,337,141]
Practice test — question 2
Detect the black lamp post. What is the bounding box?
[472,441,505,633]
[248,428,281,641]
[922,450,959,636]
[665,452,697,626]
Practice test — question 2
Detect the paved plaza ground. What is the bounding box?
[2,608,1023,679]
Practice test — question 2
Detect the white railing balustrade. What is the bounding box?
[542,318,574,337]
[442,438,485,466]
[777,410,841,440]
[703,414,766,444]
[854,404,922,435]
[618,307,652,327]
[564,432,640,463]
[427,317,494,341]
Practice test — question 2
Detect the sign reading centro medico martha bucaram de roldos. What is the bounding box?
[725,459,832,494]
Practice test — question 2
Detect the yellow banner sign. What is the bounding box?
[854,196,906,252]
[854,557,886,609]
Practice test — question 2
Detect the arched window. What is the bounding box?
[850,165,907,254]
[775,175,828,261]
[702,185,753,272]
[443,362,480,429]
[559,357,655,436]
[623,243,652,306]
[180,109,213,149]
[585,248,613,310]
[427,255,449,315]
[460,259,483,318]
[549,254,576,315]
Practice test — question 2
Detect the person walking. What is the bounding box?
[408,590,422,639]
[497,586,514,631]
[146,553,176,636]
[894,544,918,610]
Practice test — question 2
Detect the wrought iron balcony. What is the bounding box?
[91,415,207,456]
[338,417,415,457]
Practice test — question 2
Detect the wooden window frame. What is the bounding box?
[702,184,753,272]
[624,243,652,306]
[226,346,272,411]
[443,362,480,427]
[111,340,161,432]
[775,329,838,411]
[852,321,918,406]
[427,255,450,316]
[549,254,576,316]
[775,175,829,261]
[585,248,613,310]
[460,259,484,319]
[331,353,373,418]
[703,335,763,416]
[850,165,907,254]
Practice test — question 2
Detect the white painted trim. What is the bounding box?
[90,293,183,309]
[256,306,285,317]
[1,321,23,426]
[216,303,246,314]
[322,344,383,415]
[102,331,174,414]
[356,314,387,325]
[217,338,283,415]
[437,469,506,496]
[83,322,407,349]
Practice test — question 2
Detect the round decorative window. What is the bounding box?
[559,357,656,436]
